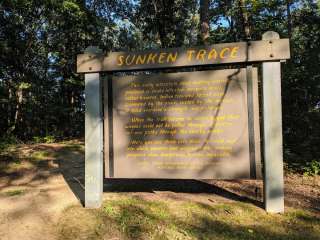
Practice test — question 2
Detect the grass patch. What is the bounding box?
[3,189,26,197]
[30,150,53,161]
[0,141,84,174]
[58,144,84,156]
[57,195,320,240]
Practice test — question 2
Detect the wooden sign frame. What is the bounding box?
[79,31,289,213]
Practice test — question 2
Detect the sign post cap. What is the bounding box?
[262,31,280,40]
[84,46,103,54]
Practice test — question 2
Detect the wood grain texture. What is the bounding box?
[77,39,290,73]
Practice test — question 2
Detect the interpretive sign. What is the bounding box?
[78,31,290,212]
[108,68,261,179]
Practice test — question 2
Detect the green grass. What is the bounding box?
[0,142,84,174]
[57,195,320,240]
[3,189,26,197]
[1,142,319,239]
[30,150,53,160]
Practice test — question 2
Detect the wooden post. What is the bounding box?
[84,47,103,208]
[262,32,285,213]
[104,74,113,178]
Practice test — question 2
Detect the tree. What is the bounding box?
[0,0,319,172]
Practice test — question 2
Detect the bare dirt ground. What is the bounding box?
[0,143,79,240]
[0,142,319,240]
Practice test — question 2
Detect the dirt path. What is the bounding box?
[0,143,319,240]
[0,144,81,240]
[0,175,78,239]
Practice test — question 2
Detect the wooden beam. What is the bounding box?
[262,31,285,213]
[77,39,290,73]
[84,47,103,208]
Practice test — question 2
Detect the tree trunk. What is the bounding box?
[226,0,236,41]
[152,0,174,48]
[200,0,210,45]
[237,0,250,40]
[286,0,292,38]
[7,87,23,134]
[7,81,12,128]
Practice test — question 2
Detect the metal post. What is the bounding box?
[262,31,285,213]
[84,47,103,208]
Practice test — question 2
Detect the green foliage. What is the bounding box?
[32,136,42,143]
[0,0,319,170]
[18,82,31,90]
[0,134,20,151]
[303,160,320,176]
[32,135,56,143]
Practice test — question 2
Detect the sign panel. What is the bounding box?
[109,68,261,179]
[77,39,290,73]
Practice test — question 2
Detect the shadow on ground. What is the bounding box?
[58,143,263,208]
[1,142,319,240]
[1,142,317,212]
[58,142,319,212]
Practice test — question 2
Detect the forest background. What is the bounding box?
[0,0,319,174]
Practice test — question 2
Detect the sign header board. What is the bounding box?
[77,39,290,73]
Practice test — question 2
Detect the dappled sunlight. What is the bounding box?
[57,194,320,240]
[0,142,319,239]
[0,142,84,240]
